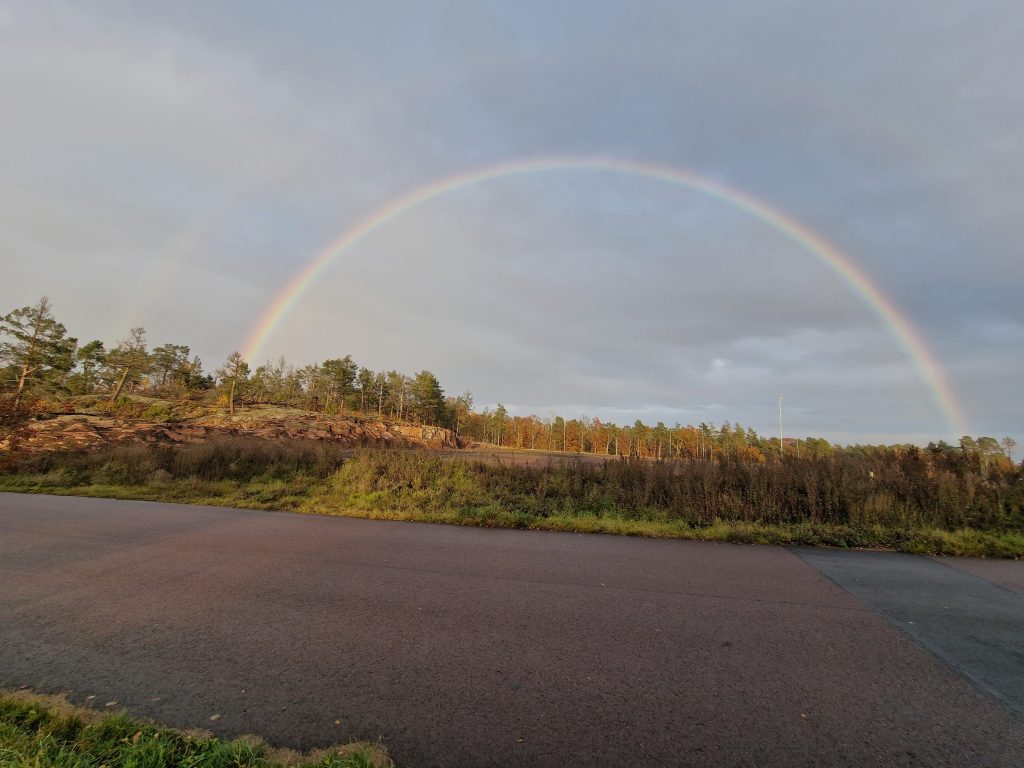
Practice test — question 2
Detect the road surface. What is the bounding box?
[1,492,1022,766]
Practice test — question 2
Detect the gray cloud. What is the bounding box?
[2,0,1021,443]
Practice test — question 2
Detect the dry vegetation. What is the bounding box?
[3,438,1022,557]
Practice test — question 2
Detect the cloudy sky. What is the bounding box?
[2,1,1022,444]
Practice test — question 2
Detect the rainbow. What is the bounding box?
[241,156,967,435]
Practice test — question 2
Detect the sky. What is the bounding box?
[2,1,1022,445]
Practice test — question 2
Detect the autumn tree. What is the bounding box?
[216,351,249,417]
[451,390,473,436]
[0,297,74,411]
[591,417,609,455]
[564,418,582,453]
[385,371,409,420]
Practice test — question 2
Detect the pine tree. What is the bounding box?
[216,351,249,417]
[410,370,446,425]
[107,328,151,406]
[70,340,106,395]
[0,297,73,411]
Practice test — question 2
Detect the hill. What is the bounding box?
[1,397,462,455]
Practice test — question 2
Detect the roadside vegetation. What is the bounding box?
[0,690,391,768]
[2,440,1021,557]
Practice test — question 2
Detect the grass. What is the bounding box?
[15,488,1024,557]
[2,442,1022,557]
[0,690,391,768]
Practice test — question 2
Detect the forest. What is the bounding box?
[2,297,1016,465]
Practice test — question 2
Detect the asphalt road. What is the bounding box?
[1,493,1023,767]
[793,547,1024,717]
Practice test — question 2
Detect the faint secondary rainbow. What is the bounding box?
[241,156,967,435]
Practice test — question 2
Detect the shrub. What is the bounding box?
[3,442,1022,536]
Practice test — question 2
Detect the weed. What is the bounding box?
[2,443,1022,557]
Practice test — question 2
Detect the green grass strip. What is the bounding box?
[2,478,1021,558]
[0,691,391,768]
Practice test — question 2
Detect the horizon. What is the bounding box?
[3,292,1011,450]
[3,2,1021,445]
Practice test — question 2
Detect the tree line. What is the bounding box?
[0,297,462,428]
[1,297,1018,465]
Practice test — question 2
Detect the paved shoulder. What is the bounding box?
[941,556,1024,594]
[792,547,1024,717]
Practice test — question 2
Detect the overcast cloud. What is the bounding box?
[2,0,1022,443]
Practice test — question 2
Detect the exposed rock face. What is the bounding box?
[0,412,463,454]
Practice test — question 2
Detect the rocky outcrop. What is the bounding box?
[0,412,463,455]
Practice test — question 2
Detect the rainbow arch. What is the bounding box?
[241,155,967,435]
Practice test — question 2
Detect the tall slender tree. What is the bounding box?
[107,327,150,406]
[216,351,249,417]
[1002,436,1017,462]
[356,367,375,413]
[374,371,388,416]
[452,390,473,436]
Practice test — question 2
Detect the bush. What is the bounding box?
[2,438,351,485]
[3,442,1021,537]
[323,451,1024,533]
[140,401,177,422]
